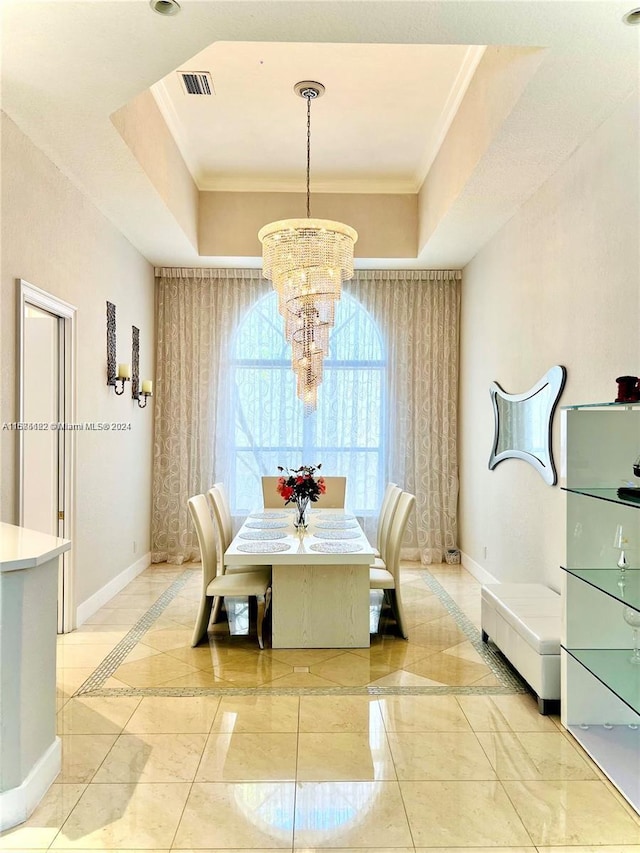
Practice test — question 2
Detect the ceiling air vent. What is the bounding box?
[178,71,214,96]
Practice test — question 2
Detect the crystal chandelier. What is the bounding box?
[258,81,358,413]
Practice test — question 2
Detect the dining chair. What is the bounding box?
[373,482,398,557]
[262,474,347,509]
[187,494,271,649]
[311,476,346,508]
[369,490,415,640]
[261,476,285,508]
[372,484,402,569]
[207,484,267,576]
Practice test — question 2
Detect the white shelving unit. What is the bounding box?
[561,402,640,813]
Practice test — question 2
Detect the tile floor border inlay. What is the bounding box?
[73,566,528,698]
[418,568,526,690]
[74,570,194,695]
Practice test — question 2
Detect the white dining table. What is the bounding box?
[224,508,375,649]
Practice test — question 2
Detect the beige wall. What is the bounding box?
[459,95,640,589]
[199,190,417,258]
[111,90,199,251]
[417,45,544,254]
[1,113,155,610]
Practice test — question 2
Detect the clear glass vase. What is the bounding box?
[294,497,309,531]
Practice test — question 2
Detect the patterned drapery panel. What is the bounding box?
[346,271,461,563]
[152,267,460,564]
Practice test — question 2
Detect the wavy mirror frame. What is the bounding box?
[489,365,567,485]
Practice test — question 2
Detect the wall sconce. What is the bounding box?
[137,380,153,408]
[114,363,131,395]
[131,324,153,408]
[106,301,131,395]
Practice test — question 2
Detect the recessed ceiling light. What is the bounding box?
[150,0,181,16]
[623,6,640,24]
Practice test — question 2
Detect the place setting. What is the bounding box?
[312,529,361,539]
[239,529,288,540]
[237,541,292,553]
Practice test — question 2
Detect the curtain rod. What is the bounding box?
[155,267,462,282]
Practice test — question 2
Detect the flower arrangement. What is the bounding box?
[276,464,325,528]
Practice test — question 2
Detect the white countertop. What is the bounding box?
[0,522,71,572]
[225,508,375,566]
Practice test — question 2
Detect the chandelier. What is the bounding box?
[258,81,358,413]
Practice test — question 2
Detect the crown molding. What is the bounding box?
[415,44,487,190]
[150,79,200,181]
[196,177,419,194]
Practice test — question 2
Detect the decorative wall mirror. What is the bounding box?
[489,365,566,485]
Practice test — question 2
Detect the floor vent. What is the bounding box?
[178,71,214,96]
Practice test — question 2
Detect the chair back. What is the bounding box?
[262,474,347,509]
[261,476,285,508]
[379,485,402,565]
[207,483,232,550]
[376,482,398,554]
[385,491,415,582]
[312,476,346,508]
[188,494,219,587]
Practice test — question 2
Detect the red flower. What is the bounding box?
[275,464,324,506]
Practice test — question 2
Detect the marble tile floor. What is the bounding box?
[62,562,523,696]
[3,692,640,850]
[3,563,640,850]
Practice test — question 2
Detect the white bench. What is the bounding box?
[481,583,561,715]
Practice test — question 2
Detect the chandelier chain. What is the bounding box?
[306,93,311,219]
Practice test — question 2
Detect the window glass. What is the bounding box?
[230,290,385,515]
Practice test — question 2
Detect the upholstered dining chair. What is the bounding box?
[187,494,271,649]
[369,490,415,640]
[207,484,267,576]
[261,474,347,509]
[312,476,347,509]
[261,476,285,508]
[373,482,398,558]
[372,484,402,569]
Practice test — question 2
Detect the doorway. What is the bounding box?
[18,280,76,633]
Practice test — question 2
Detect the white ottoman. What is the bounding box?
[481,583,561,714]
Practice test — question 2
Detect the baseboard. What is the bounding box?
[76,552,150,626]
[461,551,499,585]
[0,737,61,831]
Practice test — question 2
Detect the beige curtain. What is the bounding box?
[152,267,460,564]
[152,269,270,562]
[346,271,460,562]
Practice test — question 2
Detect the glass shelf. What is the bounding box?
[563,487,640,509]
[562,567,640,611]
[562,401,640,410]
[563,648,640,715]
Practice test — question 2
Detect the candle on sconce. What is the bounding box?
[141,380,153,396]
[117,363,131,380]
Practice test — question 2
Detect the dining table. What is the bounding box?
[224,507,375,649]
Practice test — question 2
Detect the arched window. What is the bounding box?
[230,290,386,516]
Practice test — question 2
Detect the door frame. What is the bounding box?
[18,279,77,633]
